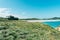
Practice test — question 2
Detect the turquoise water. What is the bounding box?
[43,21,60,28]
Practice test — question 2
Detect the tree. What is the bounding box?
[7,15,19,20]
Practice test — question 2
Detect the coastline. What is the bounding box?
[27,20,60,22]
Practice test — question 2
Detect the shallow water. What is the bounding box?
[43,21,60,28]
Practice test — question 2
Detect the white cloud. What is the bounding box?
[0,8,28,18]
[0,8,7,12]
[0,8,21,18]
[0,8,10,17]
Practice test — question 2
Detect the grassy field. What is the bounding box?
[0,20,60,40]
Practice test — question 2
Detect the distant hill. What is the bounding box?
[20,18,40,20]
[0,16,60,20]
[42,17,60,20]
[21,17,60,20]
[50,17,60,20]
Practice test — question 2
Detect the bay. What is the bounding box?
[43,21,60,28]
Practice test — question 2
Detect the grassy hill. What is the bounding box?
[0,20,60,40]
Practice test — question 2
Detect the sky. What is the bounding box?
[0,0,60,18]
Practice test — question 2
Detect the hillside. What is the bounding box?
[0,20,60,40]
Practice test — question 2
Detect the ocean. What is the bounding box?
[43,21,60,28]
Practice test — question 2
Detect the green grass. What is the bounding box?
[0,20,60,40]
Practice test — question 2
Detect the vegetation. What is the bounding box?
[20,18,40,20]
[0,17,8,21]
[7,15,19,20]
[42,17,60,20]
[20,17,60,20]
[49,17,60,20]
[0,15,60,20]
[0,20,59,40]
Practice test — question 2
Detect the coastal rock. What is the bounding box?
[55,27,60,31]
